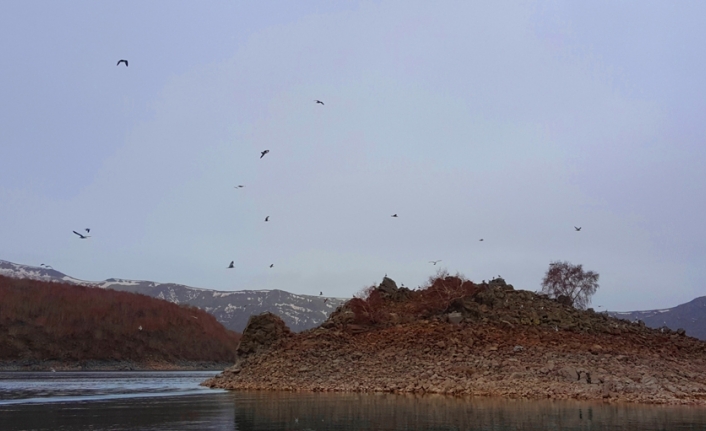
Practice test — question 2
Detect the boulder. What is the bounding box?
[376,276,412,301]
[378,277,398,295]
[447,312,463,325]
[236,312,292,358]
[489,277,514,290]
[556,294,573,307]
[474,286,505,307]
[559,366,579,382]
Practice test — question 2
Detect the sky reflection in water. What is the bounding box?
[1,372,706,430]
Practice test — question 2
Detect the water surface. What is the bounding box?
[2,372,706,430]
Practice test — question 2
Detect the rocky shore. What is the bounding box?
[204,276,706,405]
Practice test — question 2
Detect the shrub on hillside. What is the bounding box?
[348,272,482,326]
[540,261,599,309]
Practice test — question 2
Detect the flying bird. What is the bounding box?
[269,264,274,268]
[323,298,328,303]
[85,228,90,233]
[73,231,90,239]
[315,100,324,105]
[117,59,128,67]
[429,260,442,265]
[265,216,270,222]
[479,239,484,241]
[227,261,234,269]
[235,185,245,189]
[574,226,582,231]
[391,214,398,218]
[260,150,269,159]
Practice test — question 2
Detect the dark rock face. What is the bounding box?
[557,295,573,307]
[378,277,398,294]
[488,277,512,289]
[236,312,292,358]
[377,277,412,301]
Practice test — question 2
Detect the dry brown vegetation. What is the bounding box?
[0,275,240,363]
[348,272,482,326]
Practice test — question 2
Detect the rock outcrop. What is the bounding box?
[234,312,292,358]
[204,276,706,405]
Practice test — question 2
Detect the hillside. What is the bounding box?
[205,276,706,405]
[0,275,241,369]
[0,260,345,332]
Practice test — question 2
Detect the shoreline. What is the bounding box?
[0,360,230,372]
[203,320,706,405]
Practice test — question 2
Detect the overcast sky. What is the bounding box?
[1,1,704,311]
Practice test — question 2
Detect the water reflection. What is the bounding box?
[1,371,706,431]
[0,371,220,404]
[231,392,706,431]
[0,392,234,431]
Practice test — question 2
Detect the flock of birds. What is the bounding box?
[59,58,585,294]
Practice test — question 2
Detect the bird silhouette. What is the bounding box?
[227,261,234,269]
[429,260,442,265]
[323,298,328,303]
[73,231,90,239]
[117,59,128,67]
[235,185,245,189]
[260,150,269,159]
[85,228,90,233]
[320,291,323,296]
[269,264,274,268]
[265,216,270,222]
[391,214,398,218]
[574,226,582,231]
[479,238,484,241]
[40,264,53,269]
[315,100,324,105]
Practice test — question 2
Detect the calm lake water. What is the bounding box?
[1,371,706,430]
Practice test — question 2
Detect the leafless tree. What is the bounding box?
[541,261,599,309]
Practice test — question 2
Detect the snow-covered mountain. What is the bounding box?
[609,297,706,341]
[0,260,346,333]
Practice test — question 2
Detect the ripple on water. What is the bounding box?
[2,373,706,430]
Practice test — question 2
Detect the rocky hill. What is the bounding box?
[0,275,240,370]
[0,260,345,332]
[205,276,706,405]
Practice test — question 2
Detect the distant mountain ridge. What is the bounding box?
[0,260,346,333]
[608,297,706,340]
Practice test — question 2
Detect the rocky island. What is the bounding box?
[204,275,706,405]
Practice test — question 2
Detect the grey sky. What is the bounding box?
[1,1,704,311]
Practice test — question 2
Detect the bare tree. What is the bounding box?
[541,261,599,309]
